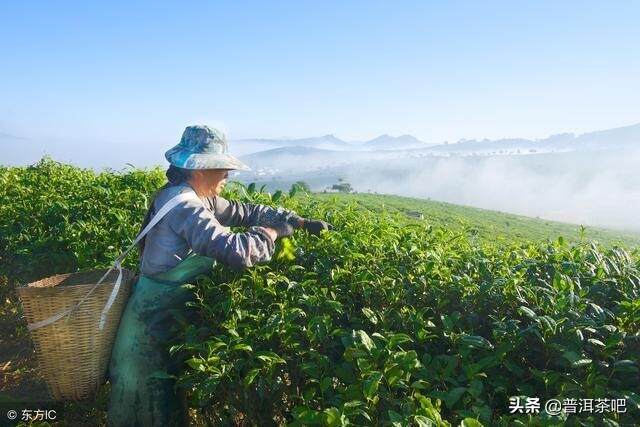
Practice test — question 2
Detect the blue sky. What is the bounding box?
[1,0,639,150]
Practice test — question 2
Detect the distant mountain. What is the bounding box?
[242,145,334,161]
[236,122,640,177]
[239,145,411,175]
[3,122,638,169]
[245,134,347,147]
[426,122,640,154]
[240,146,353,175]
[232,134,350,155]
[282,134,345,146]
[232,133,432,155]
[235,123,640,157]
[572,122,640,150]
[363,134,430,150]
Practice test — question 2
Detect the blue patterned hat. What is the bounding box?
[165,125,250,170]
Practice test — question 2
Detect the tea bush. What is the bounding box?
[176,190,640,426]
[1,159,638,426]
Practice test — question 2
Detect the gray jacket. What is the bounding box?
[140,183,300,276]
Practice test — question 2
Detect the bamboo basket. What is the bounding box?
[17,268,135,401]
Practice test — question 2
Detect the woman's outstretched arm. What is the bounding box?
[211,195,304,229]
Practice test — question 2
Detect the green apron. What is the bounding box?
[107,254,214,427]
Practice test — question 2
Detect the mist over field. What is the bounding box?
[341,150,640,231]
[3,123,640,232]
[238,124,640,232]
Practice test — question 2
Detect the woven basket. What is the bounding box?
[17,268,135,401]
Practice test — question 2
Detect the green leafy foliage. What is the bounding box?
[2,159,639,426]
[0,158,166,285]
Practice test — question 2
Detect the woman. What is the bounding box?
[107,125,331,426]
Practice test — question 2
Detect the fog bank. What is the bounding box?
[343,150,640,231]
[246,149,640,232]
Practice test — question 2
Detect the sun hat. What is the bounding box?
[165,125,250,171]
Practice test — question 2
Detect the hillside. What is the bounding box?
[315,193,640,248]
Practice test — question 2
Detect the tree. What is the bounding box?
[332,182,353,193]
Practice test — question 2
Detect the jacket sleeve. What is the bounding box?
[166,196,276,270]
[212,195,303,228]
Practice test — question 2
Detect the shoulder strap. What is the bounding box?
[27,190,199,331]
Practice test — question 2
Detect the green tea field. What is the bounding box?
[1,159,639,426]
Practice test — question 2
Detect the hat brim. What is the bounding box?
[165,146,251,171]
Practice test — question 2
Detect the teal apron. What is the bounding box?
[107,254,214,427]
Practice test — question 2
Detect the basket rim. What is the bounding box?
[17,268,137,293]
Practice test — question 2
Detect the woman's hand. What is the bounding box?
[262,218,333,240]
[300,219,333,235]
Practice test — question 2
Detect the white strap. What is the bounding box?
[27,191,198,331]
